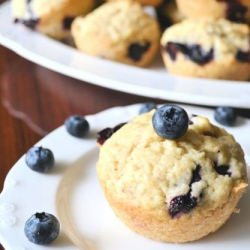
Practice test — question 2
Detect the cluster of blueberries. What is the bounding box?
[24,115,90,245]
[24,102,237,245]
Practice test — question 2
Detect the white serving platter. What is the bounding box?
[0,1,250,108]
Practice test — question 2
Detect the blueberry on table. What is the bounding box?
[65,115,90,137]
[24,212,60,245]
[25,146,55,172]
[139,102,157,114]
[214,106,237,126]
[152,104,189,139]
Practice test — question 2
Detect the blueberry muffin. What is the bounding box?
[176,0,250,24]
[161,18,250,81]
[96,105,248,243]
[12,0,94,39]
[156,0,184,30]
[71,0,160,67]
[105,0,163,7]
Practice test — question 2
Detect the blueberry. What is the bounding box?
[113,122,126,132]
[25,146,55,172]
[128,42,151,61]
[14,18,40,29]
[187,44,214,65]
[97,128,114,145]
[168,194,197,218]
[168,165,203,218]
[65,115,90,137]
[190,165,201,185]
[214,163,231,176]
[24,212,60,245]
[97,123,126,145]
[217,0,247,23]
[14,0,40,29]
[152,104,189,139]
[214,106,237,126]
[236,50,250,62]
[166,42,214,65]
[139,102,157,114]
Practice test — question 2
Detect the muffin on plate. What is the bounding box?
[105,0,163,7]
[96,104,248,243]
[161,18,250,80]
[71,0,160,67]
[176,0,250,24]
[12,0,94,39]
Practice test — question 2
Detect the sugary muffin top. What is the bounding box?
[161,18,250,59]
[12,0,93,18]
[72,0,160,45]
[97,111,247,217]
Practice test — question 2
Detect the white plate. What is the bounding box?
[0,104,249,250]
[1,2,250,108]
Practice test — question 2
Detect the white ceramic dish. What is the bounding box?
[0,104,249,250]
[1,1,250,108]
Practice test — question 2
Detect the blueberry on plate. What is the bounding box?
[24,212,60,245]
[139,102,157,114]
[152,104,189,139]
[65,115,90,137]
[25,146,55,172]
[214,106,237,126]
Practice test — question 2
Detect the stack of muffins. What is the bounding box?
[12,0,250,80]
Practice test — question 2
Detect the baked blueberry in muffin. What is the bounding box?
[71,0,160,67]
